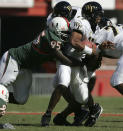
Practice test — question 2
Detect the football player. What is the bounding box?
[0,17,77,116]
[81,1,104,93]
[41,1,96,126]
[82,1,113,92]
[70,1,114,126]
[41,7,113,127]
[94,23,123,96]
[41,1,114,127]
[52,2,106,126]
[52,16,109,127]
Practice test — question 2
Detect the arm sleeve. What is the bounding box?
[94,29,107,45]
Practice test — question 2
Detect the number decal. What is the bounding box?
[51,41,61,50]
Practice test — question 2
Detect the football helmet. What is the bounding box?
[0,84,9,103]
[82,1,104,22]
[48,17,70,42]
[0,85,9,117]
[53,1,72,21]
[70,17,92,39]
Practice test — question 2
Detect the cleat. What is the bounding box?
[3,123,15,129]
[72,108,89,126]
[41,112,51,126]
[84,103,103,127]
[53,113,71,126]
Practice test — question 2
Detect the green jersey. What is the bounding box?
[8,29,62,69]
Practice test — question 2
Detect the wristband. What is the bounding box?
[83,45,93,55]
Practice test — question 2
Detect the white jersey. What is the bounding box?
[111,29,123,86]
[93,24,123,86]
[94,24,123,46]
[69,16,93,60]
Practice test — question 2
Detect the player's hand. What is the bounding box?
[0,105,7,117]
[99,41,115,50]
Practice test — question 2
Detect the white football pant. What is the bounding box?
[53,62,89,104]
[0,51,32,104]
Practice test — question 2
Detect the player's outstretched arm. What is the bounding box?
[53,49,81,66]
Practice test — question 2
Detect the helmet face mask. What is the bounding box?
[49,17,70,42]
[0,85,9,103]
[59,31,70,42]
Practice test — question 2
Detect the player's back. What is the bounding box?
[8,29,61,68]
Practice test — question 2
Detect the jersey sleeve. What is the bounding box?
[94,29,107,45]
[114,32,123,52]
[94,28,114,45]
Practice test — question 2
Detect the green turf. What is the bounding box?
[1,96,123,131]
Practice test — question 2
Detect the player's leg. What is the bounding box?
[53,85,85,126]
[53,66,90,126]
[73,73,103,127]
[111,56,123,94]
[113,84,123,95]
[0,51,19,116]
[0,51,19,87]
[41,64,72,126]
[70,67,103,126]
[0,52,32,105]
[53,104,74,126]
[88,72,96,92]
[10,69,32,104]
[53,66,102,126]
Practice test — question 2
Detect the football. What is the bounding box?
[81,40,96,48]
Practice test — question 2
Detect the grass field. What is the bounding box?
[1,95,123,131]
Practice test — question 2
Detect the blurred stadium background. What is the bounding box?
[0,0,123,97]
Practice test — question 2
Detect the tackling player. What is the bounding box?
[52,16,111,127]
[70,1,113,126]
[0,17,76,117]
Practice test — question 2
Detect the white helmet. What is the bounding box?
[0,84,9,103]
[48,17,70,42]
[70,17,93,39]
